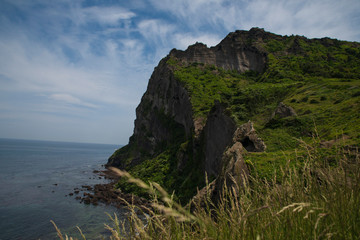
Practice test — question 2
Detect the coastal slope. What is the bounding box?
[107,28,360,202]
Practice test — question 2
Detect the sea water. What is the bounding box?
[0,138,125,240]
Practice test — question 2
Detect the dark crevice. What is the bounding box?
[241,136,256,152]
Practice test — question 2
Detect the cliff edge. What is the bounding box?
[108,28,360,202]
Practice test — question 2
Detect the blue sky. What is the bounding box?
[0,0,359,144]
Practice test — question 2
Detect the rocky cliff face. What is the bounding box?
[108,28,268,170]
[107,28,283,200]
[170,28,269,73]
[133,58,194,154]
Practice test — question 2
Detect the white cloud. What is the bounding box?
[148,0,360,42]
[138,19,175,46]
[79,6,136,25]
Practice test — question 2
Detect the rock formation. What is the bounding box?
[107,28,270,201]
[108,27,269,170]
[107,27,360,203]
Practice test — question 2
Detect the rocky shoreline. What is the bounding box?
[68,169,151,210]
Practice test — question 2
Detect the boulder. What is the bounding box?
[271,102,297,119]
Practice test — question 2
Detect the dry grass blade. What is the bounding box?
[151,202,191,222]
[276,202,310,215]
[50,220,65,240]
[76,226,87,240]
[109,167,150,191]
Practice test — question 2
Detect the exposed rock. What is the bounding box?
[189,180,216,210]
[107,58,194,168]
[233,121,267,152]
[222,142,249,187]
[202,104,264,202]
[170,28,270,73]
[207,142,249,204]
[77,182,151,209]
[194,117,206,138]
[271,102,297,119]
[203,102,237,177]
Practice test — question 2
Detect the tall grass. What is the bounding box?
[53,140,359,239]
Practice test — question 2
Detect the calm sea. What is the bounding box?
[0,138,126,240]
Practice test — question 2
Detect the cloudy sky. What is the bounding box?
[0,0,359,144]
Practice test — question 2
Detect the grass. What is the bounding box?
[52,139,360,239]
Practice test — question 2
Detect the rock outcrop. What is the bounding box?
[271,102,297,119]
[203,106,265,201]
[203,103,266,178]
[203,102,238,177]
[108,58,194,167]
[108,28,270,201]
[170,28,269,73]
[133,58,194,152]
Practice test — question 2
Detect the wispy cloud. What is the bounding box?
[239,0,360,40]
[49,93,98,109]
[79,6,136,25]
[0,0,359,144]
[148,0,360,41]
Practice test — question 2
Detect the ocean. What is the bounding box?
[0,138,126,240]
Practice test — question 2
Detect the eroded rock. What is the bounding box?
[233,121,267,152]
[170,28,268,73]
[202,104,265,203]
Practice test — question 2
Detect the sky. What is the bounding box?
[0,0,359,145]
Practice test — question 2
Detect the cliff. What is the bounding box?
[108,28,360,202]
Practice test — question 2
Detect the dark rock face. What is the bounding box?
[107,58,194,167]
[203,103,237,177]
[203,103,265,192]
[170,28,268,73]
[195,111,265,204]
[135,58,194,140]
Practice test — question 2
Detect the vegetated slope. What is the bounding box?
[108,28,360,203]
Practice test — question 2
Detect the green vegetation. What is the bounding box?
[53,141,360,239]
[112,33,360,203]
[171,35,360,182]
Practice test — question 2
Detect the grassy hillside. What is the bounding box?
[167,35,360,182]
[113,33,360,203]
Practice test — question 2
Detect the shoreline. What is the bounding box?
[69,168,151,210]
